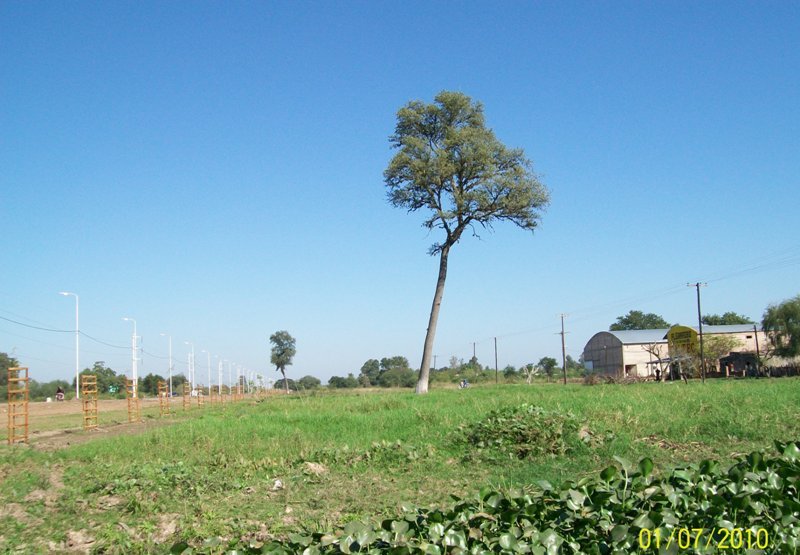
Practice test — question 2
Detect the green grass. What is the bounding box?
[1,379,799,553]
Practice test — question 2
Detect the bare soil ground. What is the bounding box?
[2,397,177,450]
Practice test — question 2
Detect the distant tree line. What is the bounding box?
[324,354,586,389]
[0,354,187,401]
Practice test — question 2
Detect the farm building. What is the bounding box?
[582,324,766,378]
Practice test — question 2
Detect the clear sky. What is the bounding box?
[2,1,798,387]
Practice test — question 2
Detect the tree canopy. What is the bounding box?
[385,91,549,393]
[297,375,321,390]
[762,295,800,358]
[0,352,19,386]
[270,330,296,394]
[609,310,670,331]
[702,312,754,325]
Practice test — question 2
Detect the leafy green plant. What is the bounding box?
[214,441,800,554]
[460,404,582,460]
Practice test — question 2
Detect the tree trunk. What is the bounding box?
[280,367,289,394]
[416,244,450,394]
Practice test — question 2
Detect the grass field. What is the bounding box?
[1,378,799,553]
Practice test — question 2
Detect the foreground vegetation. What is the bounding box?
[1,379,799,553]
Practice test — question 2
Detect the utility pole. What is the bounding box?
[754,324,763,377]
[122,317,138,397]
[160,333,173,396]
[688,283,707,383]
[560,314,568,385]
[433,354,437,369]
[472,342,476,360]
[59,292,79,400]
[494,337,498,384]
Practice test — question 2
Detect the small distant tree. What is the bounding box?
[270,331,296,394]
[298,375,321,390]
[140,373,165,396]
[385,91,549,394]
[358,359,381,386]
[520,364,538,384]
[762,295,800,358]
[565,355,582,373]
[642,343,670,381]
[702,312,754,325]
[171,373,188,391]
[378,368,416,388]
[610,311,670,331]
[701,336,743,372]
[328,374,358,388]
[537,357,558,381]
[72,361,125,394]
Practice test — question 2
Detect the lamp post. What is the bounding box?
[160,333,173,396]
[236,364,242,395]
[201,350,212,395]
[59,292,79,400]
[216,356,223,395]
[122,317,138,397]
[184,341,195,390]
[228,360,233,395]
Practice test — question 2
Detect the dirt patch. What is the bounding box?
[152,513,180,544]
[30,418,174,451]
[23,465,65,511]
[303,462,328,476]
[0,502,28,520]
[47,530,96,554]
[96,495,123,511]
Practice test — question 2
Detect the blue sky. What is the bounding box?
[2,1,798,386]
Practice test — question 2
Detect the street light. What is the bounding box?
[122,317,138,397]
[216,356,223,395]
[184,341,195,390]
[59,292,79,400]
[160,333,173,396]
[201,349,212,395]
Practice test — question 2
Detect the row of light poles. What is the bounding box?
[57,292,254,399]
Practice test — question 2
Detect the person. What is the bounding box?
[55,386,65,401]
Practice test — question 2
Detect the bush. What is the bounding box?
[460,404,581,460]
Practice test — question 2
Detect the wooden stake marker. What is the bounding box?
[125,377,141,423]
[158,380,171,417]
[182,382,191,410]
[7,366,29,444]
[81,374,99,431]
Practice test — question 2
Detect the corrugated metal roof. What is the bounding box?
[607,324,761,344]
[694,324,761,334]
[607,329,670,344]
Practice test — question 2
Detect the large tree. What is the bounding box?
[270,330,296,394]
[0,352,20,386]
[385,91,549,394]
[702,312,754,325]
[762,295,800,358]
[609,310,670,331]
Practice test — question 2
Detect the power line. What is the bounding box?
[0,315,72,332]
[79,331,128,350]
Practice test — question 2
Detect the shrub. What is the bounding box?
[460,404,581,460]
